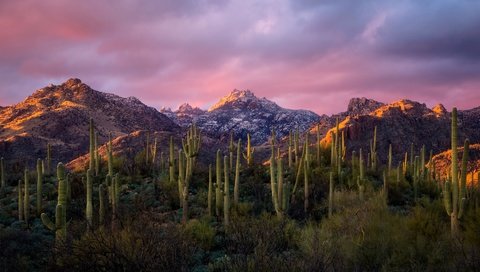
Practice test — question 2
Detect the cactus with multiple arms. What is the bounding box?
[269,133,283,218]
[180,124,201,224]
[443,108,467,237]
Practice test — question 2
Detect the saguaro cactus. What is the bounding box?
[1,157,5,188]
[89,118,95,172]
[229,132,235,171]
[169,136,175,183]
[328,172,334,218]
[304,158,309,213]
[36,159,43,216]
[234,139,241,206]
[357,148,365,201]
[24,168,30,224]
[242,133,255,167]
[269,136,282,218]
[18,180,23,221]
[46,143,51,176]
[107,133,114,177]
[41,163,68,242]
[223,155,230,226]
[443,108,466,237]
[388,144,392,175]
[180,124,201,224]
[99,184,106,226]
[86,169,93,228]
[370,126,377,170]
[208,165,213,217]
[215,150,222,217]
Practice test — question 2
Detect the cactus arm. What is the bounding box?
[41,213,55,231]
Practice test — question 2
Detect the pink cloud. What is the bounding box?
[0,0,479,115]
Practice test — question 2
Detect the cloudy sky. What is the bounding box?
[0,0,479,114]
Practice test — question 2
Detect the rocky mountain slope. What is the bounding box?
[430,144,480,184]
[318,99,480,165]
[162,89,321,145]
[0,78,179,165]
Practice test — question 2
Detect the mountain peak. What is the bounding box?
[432,103,447,116]
[347,97,384,115]
[63,78,82,88]
[208,89,260,111]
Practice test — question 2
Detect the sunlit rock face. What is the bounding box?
[318,99,480,164]
[431,144,480,184]
[0,78,179,165]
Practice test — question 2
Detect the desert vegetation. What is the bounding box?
[1,108,479,271]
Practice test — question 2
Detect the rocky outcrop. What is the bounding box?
[318,99,480,165]
[431,144,480,184]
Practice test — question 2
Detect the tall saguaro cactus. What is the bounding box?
[328,172,334,218]
[223,155,230,226]
[18,180,23,221]
[443,108,466,237]
[46,143,51,176]
[370,126,377,171]
[180,124,201,224]
[86,169,93,228]
[1,157,5,188]
[269,134,282,218]
[357,148,365,201]
[169,136,175,184]
[94,132,100,176]
[89,118,95,173]
[99,184,106,226]
[107,133,114,177]
[24,168,30,224]
[208,165,213,217]
[41,163,68,243]
[234,139,241,206]
[243,133,255,167]
[36,159,43,216]
[215,150,222,217]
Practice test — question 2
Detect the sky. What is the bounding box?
[0,0,479,115]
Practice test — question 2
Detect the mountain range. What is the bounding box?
[1,78,479,172]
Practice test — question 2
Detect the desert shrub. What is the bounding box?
[210,214,298,270]
[0,226,52,272]
[52,220,196,271]
[184,218,216,251]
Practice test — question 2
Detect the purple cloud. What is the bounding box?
[0,0,479,114]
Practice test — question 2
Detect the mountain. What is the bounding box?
[318,99,480,164]
[0,78,179,165]
[164,89,321,145]
[311,97,385,140]
[160,103,206,128]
